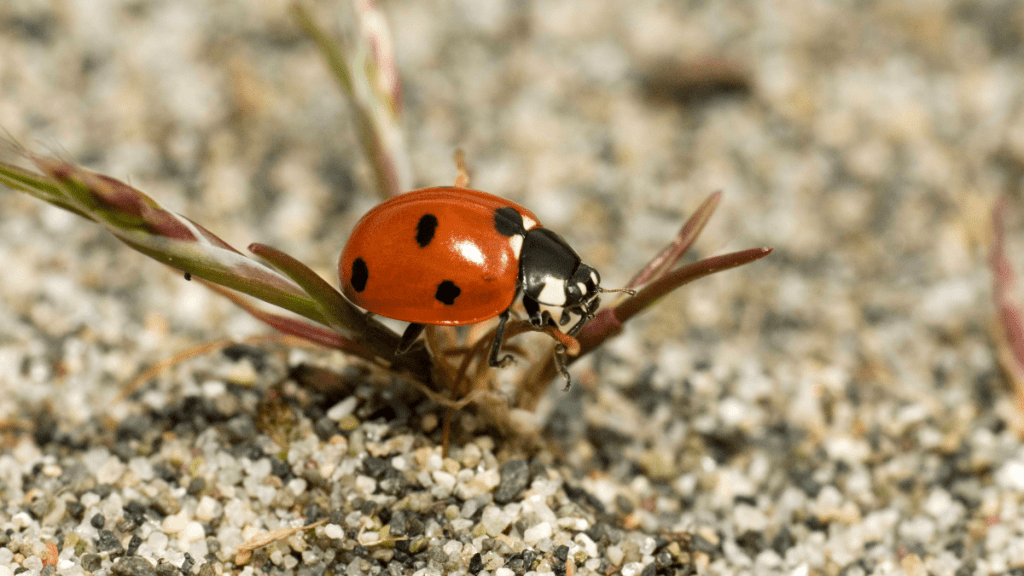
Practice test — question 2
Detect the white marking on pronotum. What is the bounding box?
[538,277,568,305]
[522,215,538,230]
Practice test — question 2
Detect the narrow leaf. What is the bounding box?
[291,1,412,199]
[627,192,721,289]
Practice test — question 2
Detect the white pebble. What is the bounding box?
[96,456,126,484]
[11,511,32,528]
[621,562,644,576]
[287,478,307,496]
[574,533,599,558]
[354,475,376,496]
[734,505,768,533]
[148,531,169,552]
[183,521,206,543]
[432,470,456,491]
[481,506,512,537]
[162,511,189,534]
[324,524,344,539]
[523,522,552,544]
[607,544,624,566]
[997,460,1024,492]
[326,397,358,421]
[195,496,222,522]
[202,379,227,398]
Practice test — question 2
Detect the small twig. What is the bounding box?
[235,518,328,565]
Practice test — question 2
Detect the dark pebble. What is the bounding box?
[314,416,337,440]
[330,508,346,525]
[127,534,143,556]
[123,500,147,525]
[805,515,829,532]
[564,485,606,515]
[224,415,258,443]
[81,554,102,571]
[521,550,538,571]
[153,464,179,485]
[270,457,292,480]
[90,513,105,529]
[222,343,268,372]
[32,410,57,446]
[691,532,720,554]
[469,553,484,574]
[788,468,822,498]
[771,525,794,556]
[111,441,136,462]
[111,556,157,576]
[378,468,407,496]
[92,484,114,498]
[361,500,378,516]
[67,500,85,520]
[736,530,766,556]
[639,563,657,576]
[304,503,326,522]
[389,510,409,536]
[363,456,390,479]
[406,514,424,537]
[616,494,634,514]
[198,563,216,576]
[186,477,206,497]
[554,545,569,562]
[116,413,153,442]
[96,529,125,554]
[656,550,674,568]
[494,460,530,504]
[155,561,178,576]
[181,553,195,574]
[505,552,527,575]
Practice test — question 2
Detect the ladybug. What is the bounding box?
[339,187,603,368]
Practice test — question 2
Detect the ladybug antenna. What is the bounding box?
[598,287,637,296]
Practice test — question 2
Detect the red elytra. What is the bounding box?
[339,187,542,325]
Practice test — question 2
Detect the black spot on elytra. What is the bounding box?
[351,258,369,292]
[416,214,438,247]
[435,280,461,305]
[494,206,525,237]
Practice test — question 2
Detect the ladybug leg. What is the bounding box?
[397,323,426,354]
[523,296,546,328]
[554,344,572,390]
[487,308,515,368]
[566,295,601,337]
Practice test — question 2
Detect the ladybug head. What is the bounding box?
[564,264,601,306]
[520,228,603,335]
